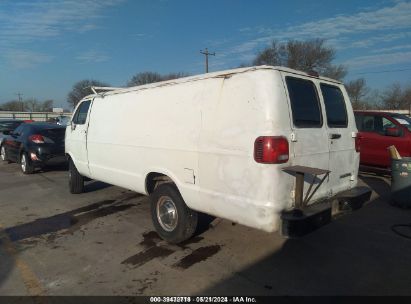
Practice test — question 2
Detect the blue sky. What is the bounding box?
[0,0,411,109]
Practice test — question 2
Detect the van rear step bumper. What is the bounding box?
[280,186,372,238]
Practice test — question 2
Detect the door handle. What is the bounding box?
[330,133,341,139]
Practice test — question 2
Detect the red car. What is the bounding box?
[354,111,411,170]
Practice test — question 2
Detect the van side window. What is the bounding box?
[72,100,91,125]
[320,84,348,128]
[285,77,322,128]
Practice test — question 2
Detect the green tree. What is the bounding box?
[67,79,109,108]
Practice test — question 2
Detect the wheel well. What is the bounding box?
[18,149,25,163]
[145,172,174,194]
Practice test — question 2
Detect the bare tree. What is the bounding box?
[381,83,411,110]
[41,99,54,112]
[162,72,190,81]
[67,79,109,108]
[24,98,39,112]
[345,78,370,109]
[252,39,347,80]
[252,41,282,66]
[127,71,189,87]
[0,100,23,111]
[127,72,163,87]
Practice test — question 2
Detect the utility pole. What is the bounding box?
[16,92,23,112]
[200,48,215,73]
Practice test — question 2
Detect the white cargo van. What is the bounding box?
[65,66,371,243]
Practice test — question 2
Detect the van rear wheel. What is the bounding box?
[150,183,198,244]
[69,159,84,194]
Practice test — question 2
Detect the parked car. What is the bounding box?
[0,122,66,174]
[354,111,411,170]
[66,65,370,243]
[0,119,24,146]
[56,115,70,126]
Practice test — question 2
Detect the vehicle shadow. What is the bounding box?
[200,195,411,296]
[199,174,411,295]
[39,163,69,173]
[84,180,112,193]
[359,173,391,198]
[0,236,14,290]
[195,213,216,236]
[0,192,141,289]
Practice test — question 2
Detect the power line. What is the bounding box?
[200,48,215,73]
[352,67,411,75]
[16,92,23,112]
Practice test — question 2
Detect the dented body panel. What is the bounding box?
[65,66,359,233]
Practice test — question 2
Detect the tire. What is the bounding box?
[69,159,84,194]
[150,183,198,244]
[1,145,8,162]
[20,152,34,174]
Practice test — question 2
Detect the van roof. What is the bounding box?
[82,65,343,100]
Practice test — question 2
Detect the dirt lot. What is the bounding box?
[1,161,411,296]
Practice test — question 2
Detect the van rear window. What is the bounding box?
[320,84,348,128]
[285,77,322,128]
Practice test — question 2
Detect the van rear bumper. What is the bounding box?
[280,186,372,238]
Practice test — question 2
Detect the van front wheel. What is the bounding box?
[150,184,198,244]
[69,159,84,194]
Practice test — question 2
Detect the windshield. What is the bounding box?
[391,114,411,132]
[0,121,22,132]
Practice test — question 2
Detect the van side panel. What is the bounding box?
[86,80,206,206]
[197,70,294,232]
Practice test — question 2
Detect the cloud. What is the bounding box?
[336,32,411,50]
[345,51,411,69]
[0,0,125,47]
[4,50,53,68]
[76,50,110,63]
[222,1,411,68]
[370,43,411,54]
[274,1,411,41]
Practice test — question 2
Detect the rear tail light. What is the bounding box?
[355,135,362,153]
[29,134,45,144]
[254,136,289,164]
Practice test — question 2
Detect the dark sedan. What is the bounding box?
[0,122,66,174]
[0,119,24,146]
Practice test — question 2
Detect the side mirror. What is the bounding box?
[385,127,401,137]
[71,121,76,131]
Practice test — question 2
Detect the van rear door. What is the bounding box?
[319,83,354,195]
[282,74,331,203]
